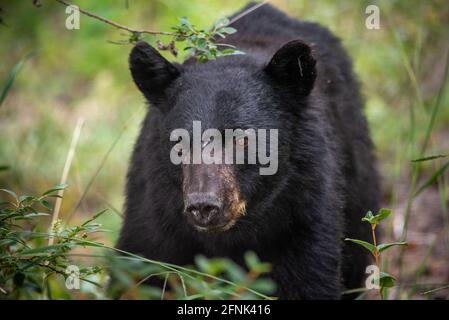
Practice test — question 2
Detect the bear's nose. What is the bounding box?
[185,193,222,227]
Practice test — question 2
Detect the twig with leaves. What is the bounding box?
[0,185,105,298]
[51,0,268,61]
[345,208,407,299]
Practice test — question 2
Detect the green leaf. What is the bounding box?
[224,260,246,283]
[377,242,407,253]
[214,17,230,29]
[195,255,210,273]
[244,251,260,270]
[373,208,392,223]
[41,183,68,196]
[22,206,38,214]
[43,194,63,199]
[196,38,207,49]
[180,17,189,25]
[362,208,391,224]
[39,199,52,210]
[379,272,395,288]
[14,212,50,221]
[220,27,237,34]
[344,238,376,254]
[361,210,374,223]
[0,52,34,108]
[19,195,35,204]
[178,17,195,33]
[0,165,9,172]
[81,209,108,227]
[0,189,18,201]
[18,243,72,256]
[250,279,276,294]
[222,49,245,56]
[411,154,448,163]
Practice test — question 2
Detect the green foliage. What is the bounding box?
[345,208,408,299]
[0,184,274,300]
[0,184,104,298]
[53,2,245,62]
[361,208,391,225]
[168,16,244,62]
[107,250,275,300]
[378,272,396,289]
[344,238,376,254]
[377,242,407,253]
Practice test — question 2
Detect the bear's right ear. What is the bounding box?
[129,41,181,104]
[265,40,316,96]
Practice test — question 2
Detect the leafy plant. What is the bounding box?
[0,184,104,298]
[169,16,244,62]
[108,251,275,300]
[0,184,274,300]
[345,208,407,299]
[52,0,245,62]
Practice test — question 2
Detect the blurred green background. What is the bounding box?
[0,0,448,298]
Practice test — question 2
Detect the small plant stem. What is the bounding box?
[67,110,138,223]
[371,224,379,266]
[371,223,383,299]
[55,0,174,36]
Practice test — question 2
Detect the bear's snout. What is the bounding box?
[182,164,245,233]
[184,192,222,229]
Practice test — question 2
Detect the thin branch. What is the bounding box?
[422,285,449,295]
[55,0,174,36]
[37,263,65,276]
[229,1,269,25]
[67,110,139,223]
[48,117,84,246]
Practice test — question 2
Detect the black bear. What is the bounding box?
[117,2,380,299]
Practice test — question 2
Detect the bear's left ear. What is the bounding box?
[129,41,181,104]
[265,40,317,96]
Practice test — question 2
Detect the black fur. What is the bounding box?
[117,3,380,299]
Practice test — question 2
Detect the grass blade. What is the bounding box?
[415,159,449,197]
[411,154,448,163]
[377,242,407,253]
[0,52,34,107]
[344,238,375,254]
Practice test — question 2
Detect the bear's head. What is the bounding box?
[129,40,317,234]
